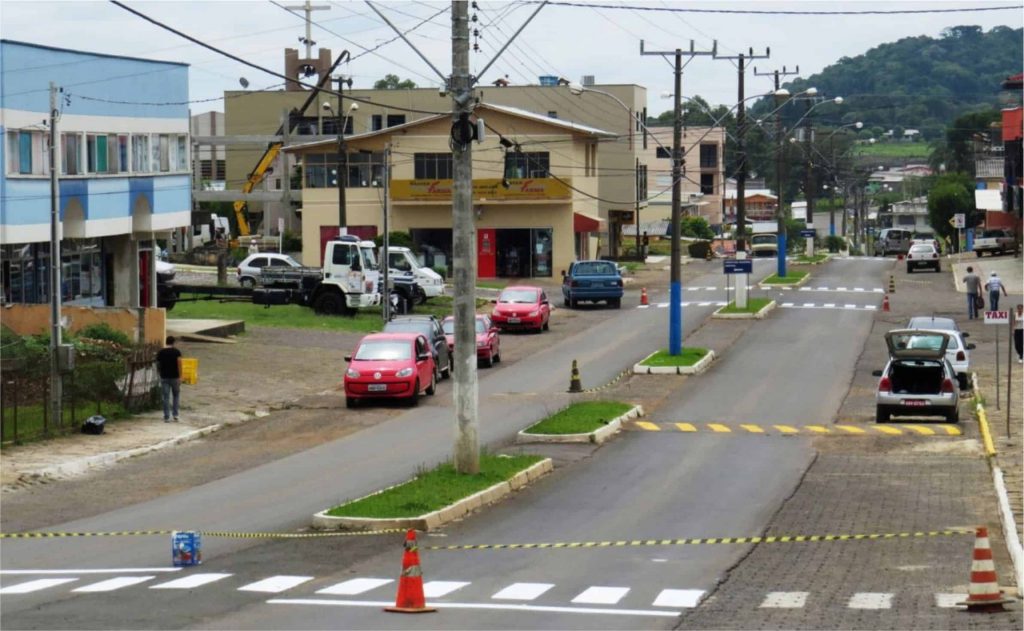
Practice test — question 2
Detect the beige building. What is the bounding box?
[639,126,727,228]
[282,103,612,279]
[224,77,648,254]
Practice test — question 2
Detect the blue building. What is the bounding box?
[1,40,190,308]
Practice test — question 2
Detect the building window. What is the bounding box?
[200,160,213,179]
[700,173,715,195]
[699,144,718,169]
[6,130,48,175]
[158,134,170,172]
[371,115,383,131]
[414,153,453,179]
[548,111,558,119]
[303,153,332,188]
[386,114,405,127]
[62,133,81,175]
[504,152,549,178]
[176,135,188,171]
[656,146,671,159]
[215,159,226,179]
[346,151,385,187]
[118,135,128,173]
[132,134,150,173]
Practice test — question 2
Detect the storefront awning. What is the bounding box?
[574,211,606,233]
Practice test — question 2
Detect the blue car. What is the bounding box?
[561,260,624,309]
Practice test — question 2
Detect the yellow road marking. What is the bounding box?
[835,425,866,434]
[940,425,962,436]
[635,421,661,431]
[740,424,764,433]
[873,425,903,435]
[805,425,830,434]
[902,425,935,435]
[708,423,731,433]
[774,425,799,434]
[675,422,697,432]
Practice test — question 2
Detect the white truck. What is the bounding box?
[382,246,446,299]
[749,222,779,258]
[973,228,1016,257]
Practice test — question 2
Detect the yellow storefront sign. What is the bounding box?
[391,178,571,202]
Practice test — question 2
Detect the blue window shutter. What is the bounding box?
[19,132,32,174]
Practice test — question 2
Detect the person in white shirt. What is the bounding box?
[985,272,1008,311]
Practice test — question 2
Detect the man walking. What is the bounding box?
[985,271,1007,312]
[156,336,183,422]
[963,266,981,319]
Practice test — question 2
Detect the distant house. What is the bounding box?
[885,197,931,234]
[902,129,920,141]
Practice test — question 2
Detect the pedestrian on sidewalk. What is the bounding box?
[156,336,183,422]
[963,266,982,319]
[1014,304,1023,364]
[985,271,1007,312]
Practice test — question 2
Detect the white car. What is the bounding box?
[906,243,941,273]
[237,253,302,287]
[906,317,974,390]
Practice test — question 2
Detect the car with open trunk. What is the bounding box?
[874,329,960,423]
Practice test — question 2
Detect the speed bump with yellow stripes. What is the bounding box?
[627,421,961,437]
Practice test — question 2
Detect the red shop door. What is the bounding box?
[478,229,496,278]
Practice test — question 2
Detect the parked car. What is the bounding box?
[561,260,624,308]
[750,232,779,257]
[442,315,501,367]
[343,332,436,407]
[874,228,913,257]
[906,316,974,390]
[911,234,941,252]
[237,253,304,287]
[905,243,941,273]
[973,228,1016,257]
[491,285,551,333]
[383,315,451,379]
[874,329,960,423]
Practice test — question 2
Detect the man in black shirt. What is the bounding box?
[156,336,183,422]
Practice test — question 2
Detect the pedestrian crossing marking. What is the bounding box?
[848,592,894,609]
[492,582,554,600]
[317,578,392,596]
[760,591,809,608]
[238,576,314,593]
[73,576,154,592]
[423,580,470,598]
[0,578,77,594]
[652,588,705,608]
[572,586,630,605]
[150,573,231,590]
[638,301,879,312]
[626,422,962,437]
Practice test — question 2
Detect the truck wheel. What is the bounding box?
[314,292,345,315]
[414,286,427,305]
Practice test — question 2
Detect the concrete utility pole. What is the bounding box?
[804,98,815,234]
[642,40,716,355]
[755,65,799,278]
[48,81,63,430]
[335,74,352,230]
[382,145,391,323]
[451,0,478,474]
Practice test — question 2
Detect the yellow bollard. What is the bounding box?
[569,359,583,393]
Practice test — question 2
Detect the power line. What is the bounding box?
[526,1,1023,15]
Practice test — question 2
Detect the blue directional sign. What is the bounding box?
[723,259,753,275]
[799,229,817,238]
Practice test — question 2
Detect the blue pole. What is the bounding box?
[669,281,682,355]
[777,232,787,277]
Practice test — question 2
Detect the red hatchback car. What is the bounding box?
[344,332,436,408]
[490,286,551,333]
[442,315,502,367]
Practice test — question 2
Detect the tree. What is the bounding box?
[680,216,714,239]
[927,173,975,240]
[373,74,418,90]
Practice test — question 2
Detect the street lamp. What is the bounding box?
[322,100,359,230]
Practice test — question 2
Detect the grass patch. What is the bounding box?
[524,401,633,435]
[793,254,828,264]
[2,400,130,444]
[169,294,487,331]
[621,261,642,273]
[718,297,772,314]
[640,348,709,367]
[476,280,508,290]
[855,141,931,158]
[326,453,543,518]
[760,271,808,285]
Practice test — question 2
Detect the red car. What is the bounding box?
[344,333,436,408]
[490,286,551,333]
[442,315,502,367]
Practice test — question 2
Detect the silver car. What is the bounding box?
[874,329,960,423]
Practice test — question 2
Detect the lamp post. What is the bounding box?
[823,121,863,237]
[322,76,356,230]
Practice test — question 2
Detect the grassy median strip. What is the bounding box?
[760,271,808,285]
[325,454,543,518]
[524,401,633,435]
[640,348,709,367]
[718,297,772,314]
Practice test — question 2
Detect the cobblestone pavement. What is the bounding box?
[676,254,1022,630]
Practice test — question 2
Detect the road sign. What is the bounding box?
[799,229,816,238]
[951,213,965,229]
[984,310,1009,324]
[723,259,753,274]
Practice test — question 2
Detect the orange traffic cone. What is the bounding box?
[640,287,648,306]
[958,526,1015,612]
[385,530,436,614]
[882,294,890,312]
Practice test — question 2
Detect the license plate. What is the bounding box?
[608,282,618,286]
[368,384,387,392]
[902,399,928,406]
[508,317,520,323]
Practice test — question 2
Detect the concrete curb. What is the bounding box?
[632,350,715,375]
[311,458,554,532]
[971,371,1023,590]
[758,273,811,289]
[711,300,777,320]
[516,405,644,445]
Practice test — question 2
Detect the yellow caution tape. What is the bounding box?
[427,529,973,551]
[0,528,406,540]
[581,368,631,394]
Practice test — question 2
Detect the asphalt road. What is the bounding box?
[0,258,889,629]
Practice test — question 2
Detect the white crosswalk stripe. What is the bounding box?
[316,577,392,595]
[652,588,704,607]
[74,576,154,592]
[422,581,470,598]
[934,593,963,608]
[491,582,554,601]
[150,573,232,590]
[238,576,314,593]
[760,591,809,608]
[572,586,630,605]
[0,578,77,594]
[848,592,893,609]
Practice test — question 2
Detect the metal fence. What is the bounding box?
[1,347,159,444]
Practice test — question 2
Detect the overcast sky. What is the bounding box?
[2,0,1020,116]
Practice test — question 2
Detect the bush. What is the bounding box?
[825,235,845,253]
[281,229,302,252]
[680,216,715,240]
[687,240,712,259]
[373,231,415,249]
[78,323,132,347]
[431,266,447,280]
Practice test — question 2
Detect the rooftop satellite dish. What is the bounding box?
[239,77,249,89]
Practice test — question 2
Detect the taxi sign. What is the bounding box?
[984,310,1009,324]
